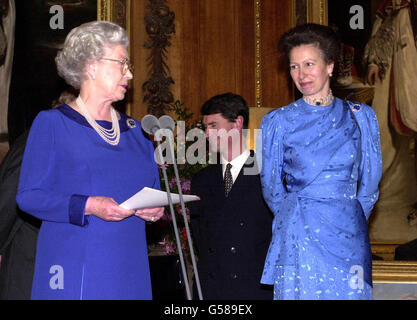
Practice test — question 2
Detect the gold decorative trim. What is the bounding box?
[254,0,262,108]
[373,261,417,283]
[292,1,327,27]
[290,0,296,27]
[126,0,131,39]
[97,0,132,116]
[307,0,328,25]
[97,0,113,21]
[371,241,405,261]
[125,0,131,116]
[97,0,130,28]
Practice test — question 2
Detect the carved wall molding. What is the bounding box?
[142,0,175,117]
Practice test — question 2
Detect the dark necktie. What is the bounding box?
[224,163,233,197]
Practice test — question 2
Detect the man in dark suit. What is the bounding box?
[0,131,41,299]
[189,93,273,300]
[0,90,75,299]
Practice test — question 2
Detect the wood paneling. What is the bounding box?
[175,0,255,116]
[129,0,294,122]
[260,0,293,109]
[238,0,256,107]
[130,0,148,122]
[171,0,202,117]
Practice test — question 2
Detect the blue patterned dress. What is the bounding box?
[258,98,382,300]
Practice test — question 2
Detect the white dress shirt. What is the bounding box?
[221,148,250,184]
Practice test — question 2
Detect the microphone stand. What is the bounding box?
[154,129,192,300]
[162,124,203,300]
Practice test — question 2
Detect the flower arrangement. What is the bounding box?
[147,100,208,255]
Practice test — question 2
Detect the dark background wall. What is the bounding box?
[7,1,97,146]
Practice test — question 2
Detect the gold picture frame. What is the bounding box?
[97,0,132,114]
[373,261,417,299]
[306,0,328,25]
[371,241,405,261]
[373,261,417,283]
[97,0,130,33]
[97,0,113,21]
[254,0,262,109]
[291,0,328,26]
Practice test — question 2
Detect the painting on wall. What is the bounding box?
[7,0,128,146]
[349,0,417,247]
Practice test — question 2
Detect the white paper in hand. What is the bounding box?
[120,187,200,210]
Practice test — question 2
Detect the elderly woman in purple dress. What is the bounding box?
[17,21,164,300]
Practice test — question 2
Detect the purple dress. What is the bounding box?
[17,105,160,300]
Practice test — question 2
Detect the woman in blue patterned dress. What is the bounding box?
[17,21,164,299]
[258,23,382,300]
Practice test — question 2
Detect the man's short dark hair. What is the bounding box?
[200,93,249,129]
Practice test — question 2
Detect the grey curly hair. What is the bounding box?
[55,21,129,89]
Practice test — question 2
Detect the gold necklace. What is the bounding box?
[76,96,120,146]
[303,89,334,106]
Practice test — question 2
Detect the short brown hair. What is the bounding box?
[278,23,340,65]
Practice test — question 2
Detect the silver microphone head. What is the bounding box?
[141,114,160,135]
[159,115,176,132]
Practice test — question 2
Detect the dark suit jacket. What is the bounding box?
[0,132,41,300]
[189,151,273,300]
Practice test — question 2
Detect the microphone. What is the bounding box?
[141,114,161,135]
[159,115,175,132]
[141,113,197,300]
[158,115,204,300]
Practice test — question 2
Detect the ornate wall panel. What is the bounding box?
[174,0,293,117]
[129,0,296,122]
[142,0,176,116]
[98,0,130,29]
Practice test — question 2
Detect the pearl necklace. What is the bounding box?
[76,96,120,146]
[303,89,334,106]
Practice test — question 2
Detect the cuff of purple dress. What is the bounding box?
[69,194,89,226]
